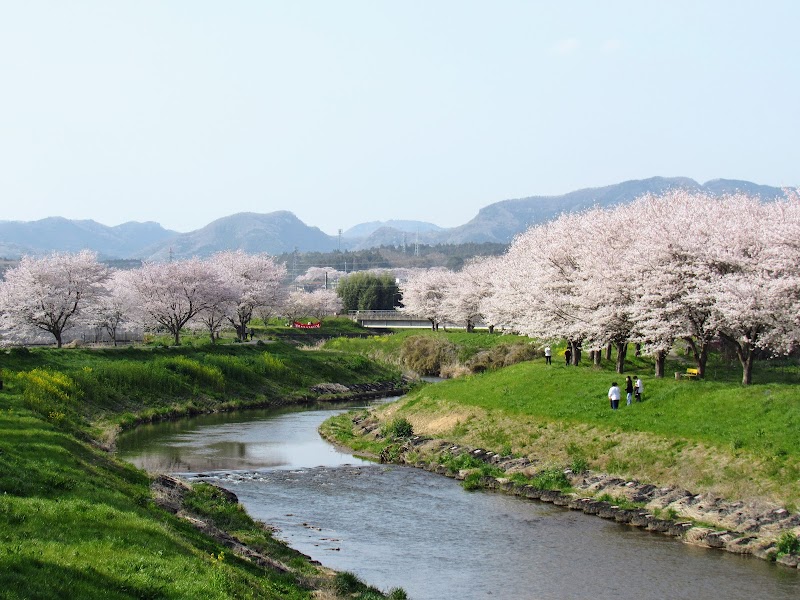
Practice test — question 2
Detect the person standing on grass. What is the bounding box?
[564,347,572,366]
[544,345,552,365]
[608,381,621,410]
[625,375,634,406]
[635,376,643,402]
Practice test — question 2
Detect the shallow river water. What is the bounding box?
[117,400,800,600]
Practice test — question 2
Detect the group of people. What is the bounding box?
[541,346,644,410]
[607,376,643,409]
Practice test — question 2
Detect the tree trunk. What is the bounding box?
[54,331,63,348]
[592,350,601,366]
[488,325,495,334]
[174,330,181,346]
[685,337,710,378]
[654,350,666,378]
[605,343,612,361]
[615,342,628,374]
[719,334,754,385]
[741,350,754,385]
[635,343,642,357]
[570,340,581,365]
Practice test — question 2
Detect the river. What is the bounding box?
[117,399,800,600]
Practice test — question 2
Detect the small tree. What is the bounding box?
[337,272,399,311]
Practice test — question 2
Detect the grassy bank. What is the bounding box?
[323,332,800,509]
[0,340,405,599]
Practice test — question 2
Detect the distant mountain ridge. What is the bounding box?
[422,177,788,245]
[0,177,790,260]
[140,211,338,261]
[0,217,177,259]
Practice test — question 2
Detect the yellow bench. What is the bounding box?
[685,368,699,379]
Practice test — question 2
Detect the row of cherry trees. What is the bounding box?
[400,189,800,384]
[0,250,342,347]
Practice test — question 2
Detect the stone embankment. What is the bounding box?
[310,380,409,401]
[351,413,800,569]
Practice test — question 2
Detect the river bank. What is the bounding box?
[321,407,800,569]
[0,341,408,599]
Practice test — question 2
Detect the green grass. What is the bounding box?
[406,360,800,456]
[328,333,800,507]
[1,341,400,434]
[0,339,405,598]
[0,406,316,599]
[325,329,528,361]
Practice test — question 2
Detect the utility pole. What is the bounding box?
[338,228,342,252]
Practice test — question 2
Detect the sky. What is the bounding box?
[1,1,798,235]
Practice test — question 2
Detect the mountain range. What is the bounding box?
[0,177,789,261]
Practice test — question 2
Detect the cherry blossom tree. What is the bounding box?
[399,268,454,330]
[210,251,287,340]
[705,193,800,384]
[294,266,345,289]
[283,288,342,322]
[306,288,342,319]
[125,258,226,345]
[0,250,109,347]
[193,266,237,344]
[440,256,498,332]
[89,269,137,346]
[486,187,800,381]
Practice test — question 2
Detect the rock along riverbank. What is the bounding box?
[339,412,800,570]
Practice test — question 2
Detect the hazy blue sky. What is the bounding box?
[1,1,798,234]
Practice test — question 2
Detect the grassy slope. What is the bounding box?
[0,338,403,599]
[329,333,800,509]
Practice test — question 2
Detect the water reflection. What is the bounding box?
[117,400,386,473]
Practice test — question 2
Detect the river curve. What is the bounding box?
[117,399,800,600]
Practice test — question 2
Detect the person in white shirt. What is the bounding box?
[608,382,621,410]
[634,377,643,402]
[544,346,552,365]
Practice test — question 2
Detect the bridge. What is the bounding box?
[348,310,433,328]
[347,310,485,330]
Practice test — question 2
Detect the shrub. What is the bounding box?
[570,456,589,473]
[467,343,539,373]
[382,417,413,439]
[530,467,571,491]
[441,452,485,473]
[776,531,800,556]
[333,571,364,595]
[438,363,471,379]
[400,336,457,376]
